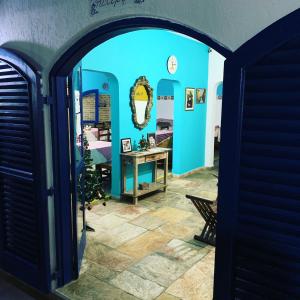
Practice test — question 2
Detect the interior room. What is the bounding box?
[56,28,225,300]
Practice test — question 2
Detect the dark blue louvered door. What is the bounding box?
[214,10,300,300]
[0,49,50,291]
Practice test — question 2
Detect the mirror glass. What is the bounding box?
[130,76,153,129]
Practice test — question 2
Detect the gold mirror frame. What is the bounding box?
[130,76,153,130]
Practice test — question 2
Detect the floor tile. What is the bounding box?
[166,251,215,300]
[59,165,219,300]
[85,238,134,271]
[129,253,187,287]
[110,271,165,300]
[162,192,199,213]
[58,273,139,300]
[95,223,147,248]
[87,213,128,231]
[153,222,196,241]
[130,212,166,230]
[84,259,119,282]
[114,205,150,220]
[179,214,205,230]
[158,239,209,269]
[156,293,181,300]
[150,207,193,223]
[118,230,172,259]
[92,200,128,215]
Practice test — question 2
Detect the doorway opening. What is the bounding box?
[156,79,175,175]
[51,19,228,300]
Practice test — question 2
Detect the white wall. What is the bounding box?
[0,0,299,94]
[205,49,225,167]
[157,100,174,122]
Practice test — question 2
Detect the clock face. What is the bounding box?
[167,55,178,74]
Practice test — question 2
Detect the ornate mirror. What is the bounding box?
[130,76,153,129]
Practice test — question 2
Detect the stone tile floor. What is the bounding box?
[58,163,218,300]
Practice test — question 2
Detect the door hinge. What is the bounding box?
[43,96,53,105]
[47,187,55,196]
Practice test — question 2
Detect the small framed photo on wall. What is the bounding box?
[121,138,132,153]
[185,88,195,111]
[196,88,206,104]
[147,133,156,148]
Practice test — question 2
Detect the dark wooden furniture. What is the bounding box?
[96,161,112,181]
[121,148,169,204]
[96,121,111,141]
[157,121,170,130]
[186,194,217,246]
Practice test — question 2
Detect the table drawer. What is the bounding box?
[136,157,146,164]
[145,153,166,162]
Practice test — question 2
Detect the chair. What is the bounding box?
[186,194,217,246]
[96,121,111,141]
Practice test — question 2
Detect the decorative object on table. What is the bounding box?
[121,138,132,153]
[185,88,195,111]
[139,182,150,190]
[167,55,178,74]
[196,88,206,104]
[78,135,109,232]
[130,76,153,130]
[147,132,156,148]
[138,134,150,151]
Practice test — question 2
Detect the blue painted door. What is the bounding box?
[69,68,87,276]
[214,10,300,299]
[0,49,50,291]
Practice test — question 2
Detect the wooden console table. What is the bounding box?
[121,147,169,204]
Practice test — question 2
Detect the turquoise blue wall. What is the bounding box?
[157,80,174,96]
[81,29,209,198]
[217,82,223,98]
[82,70,110,96]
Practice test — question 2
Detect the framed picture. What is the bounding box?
[196,88,206,104]
[185,88,195,111]
[121,138,132,153]
[147,133,156,148]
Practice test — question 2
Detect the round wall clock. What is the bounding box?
[167,55,178,74]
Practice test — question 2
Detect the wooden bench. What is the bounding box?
[186,194,217,246]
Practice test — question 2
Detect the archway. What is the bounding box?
[49,16,230,293]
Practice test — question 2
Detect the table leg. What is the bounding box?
[122,158,126,194]
[164,153,168,192]
[133,158,138,205]
[153,161,157,183]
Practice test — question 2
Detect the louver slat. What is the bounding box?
[234,37,300,298]
[247,64,300,79]
[0,59,39,266]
